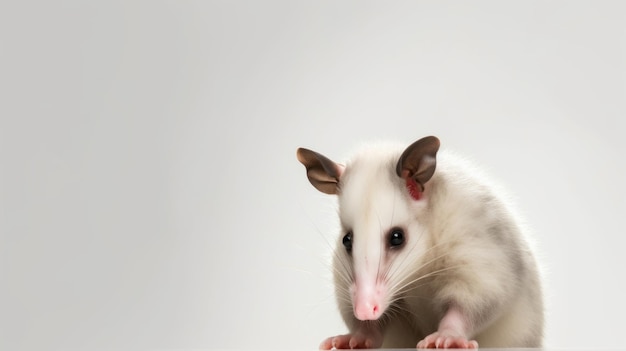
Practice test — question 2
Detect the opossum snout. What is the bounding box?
[353,282,386,320]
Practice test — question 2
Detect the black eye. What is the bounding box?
[389,228,405,248]
[342,231,353,252]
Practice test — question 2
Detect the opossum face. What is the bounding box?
[336,153,430,321]
[297,136,440,321]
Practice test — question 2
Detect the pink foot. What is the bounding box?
[416,331,478,349]
[320,332,382,350]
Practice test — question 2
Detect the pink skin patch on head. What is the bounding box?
[405,177,422,200]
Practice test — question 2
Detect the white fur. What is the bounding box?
[330,143,544,348]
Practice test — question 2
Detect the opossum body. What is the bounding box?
[297,136,544,349]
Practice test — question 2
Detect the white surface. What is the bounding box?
[1,1,625,350]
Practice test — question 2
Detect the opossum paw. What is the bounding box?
[416,332,478,349]
[320,332,382,350]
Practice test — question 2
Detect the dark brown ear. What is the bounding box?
[395,136,440,192]
[296,148,345,195]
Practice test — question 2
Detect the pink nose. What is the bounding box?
[352,275,385,320]
[354,300,381,320]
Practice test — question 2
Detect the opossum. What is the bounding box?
[296,136,544,349]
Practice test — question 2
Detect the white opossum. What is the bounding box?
[297,136,544,349]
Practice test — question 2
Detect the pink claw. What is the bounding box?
[417,332,478,349]
[320,332,381,350]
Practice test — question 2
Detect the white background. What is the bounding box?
[1,1,625,350]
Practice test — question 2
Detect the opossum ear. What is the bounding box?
[396,136,440,196]
[297,148,345,195]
